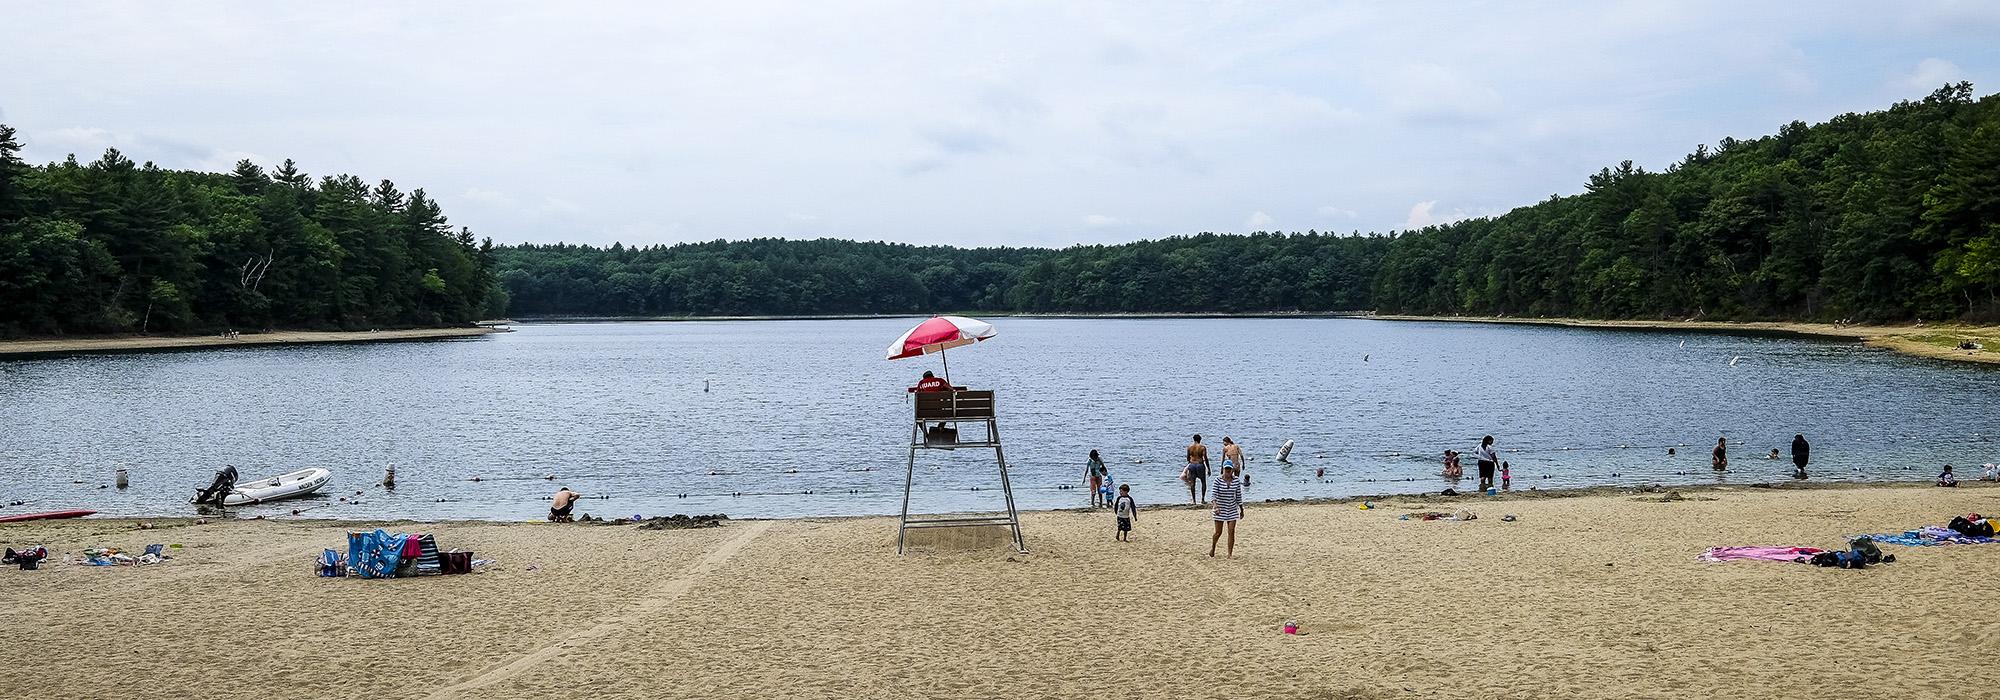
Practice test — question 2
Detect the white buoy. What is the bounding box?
[1276,439,1295,462]
[115,467,129,489]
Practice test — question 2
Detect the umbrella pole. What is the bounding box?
[941,348,950,384]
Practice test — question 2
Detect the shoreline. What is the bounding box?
[8,480,2000,698]
[17,477,1973,527]
[1370,314,2000,365]
[0,327,505,359]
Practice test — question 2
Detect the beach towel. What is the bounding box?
[347,530,408,579]
[1697,546,1826,563]
[1852,527,2000,547]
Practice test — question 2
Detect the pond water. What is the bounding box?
[2,318,1995,521]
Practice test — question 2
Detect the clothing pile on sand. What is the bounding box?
[1857,514,1997,547]
[1702,514,2000,570]
[1699,538,1893,569]
[320,529,483,579]
[1400,509,1476,522]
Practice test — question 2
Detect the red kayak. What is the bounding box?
[0,509,97,523]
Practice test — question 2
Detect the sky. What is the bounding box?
[3,1,1997,249]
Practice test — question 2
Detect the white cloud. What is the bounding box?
[1082,214,1124,228]
[1377,62,1504,125]
[1404,200,1470,229]
[1903,58,1964,90]
[1244,211,1275,229]
[2,4,1993,246]
[461,188,510,205]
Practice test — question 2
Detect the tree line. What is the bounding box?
[4,84,1994,337]
[496,84,1998,322]
[0,126,499,337]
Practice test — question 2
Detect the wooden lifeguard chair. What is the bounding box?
[898,389,1026,554]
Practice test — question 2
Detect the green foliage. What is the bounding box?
[490,233,1387,316]
[0,129,498,337]
[495,87,2000,321]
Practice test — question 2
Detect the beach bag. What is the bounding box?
[1848,537,1883,564]
[414,535,442,576]
[317,549,347,577]
[1948,515,1993,538]
[441,551,473,575]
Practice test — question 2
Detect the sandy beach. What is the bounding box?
[0,327,504,359]
[1371,315,2000,366]
[5,482,1998,699]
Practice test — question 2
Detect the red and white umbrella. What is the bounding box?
[885,315,996,380]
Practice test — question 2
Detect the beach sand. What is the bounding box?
[0,327,502,358]
[5,482,1998,699]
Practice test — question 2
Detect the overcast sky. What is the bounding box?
[4,2,1996,248]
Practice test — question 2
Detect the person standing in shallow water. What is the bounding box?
[1712,437,1729,471]
[1184,435,1211,505]
[1084,450,1109,507]
[1791,434,1810,479]
[1473,435,1498,491]
[1221,437,1247,487]
[1209,465,1243,558]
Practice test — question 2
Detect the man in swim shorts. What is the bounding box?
[1222,437,1247,487]
[1185,434,1211,504]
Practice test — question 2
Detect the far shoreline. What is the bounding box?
[1369,314,2000,366]
[0,326,505,359]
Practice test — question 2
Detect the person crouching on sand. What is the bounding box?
[549,486,580,522]
[1209,465,1243,558]
[1113,484,1138,541]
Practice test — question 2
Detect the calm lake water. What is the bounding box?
[3,318,1996,521]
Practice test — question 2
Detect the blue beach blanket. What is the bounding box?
[1854,526,2000,547]
[346,529,408,579]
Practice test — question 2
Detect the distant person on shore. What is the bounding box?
[1209,465,1243,558]
[1474,436,1498,490]
[1500,461,1511,490]
[1184,435,1211,505]
[1222,437,1247,487]
[549,486,580,522]
[1712,437,1728,471]
[1937,464,1958,487]
[1085,450,1110,507]
[1442,450,1463,480]
[1113,484,1138,541]
[1791,434,1810,479]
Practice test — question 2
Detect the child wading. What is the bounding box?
[1113,484,1138,541]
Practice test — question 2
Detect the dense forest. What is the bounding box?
[4,84,1995,337]
[0,126,499,337]
[496,84,1999,322]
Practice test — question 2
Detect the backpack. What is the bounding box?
[1948,515,1993,538]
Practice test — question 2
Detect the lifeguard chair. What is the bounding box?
[898,388,1025,553]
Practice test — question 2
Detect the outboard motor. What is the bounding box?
[191,466,239,506]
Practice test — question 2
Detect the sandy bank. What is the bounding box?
[0,327,503,359]
[5,481,1997,699]
[1372,314,2000,365]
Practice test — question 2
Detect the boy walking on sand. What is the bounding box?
[1113,484,1138,541]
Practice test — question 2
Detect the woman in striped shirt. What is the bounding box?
[1210,464,1244,558]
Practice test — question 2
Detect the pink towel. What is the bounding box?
[1698,546,1825,563]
